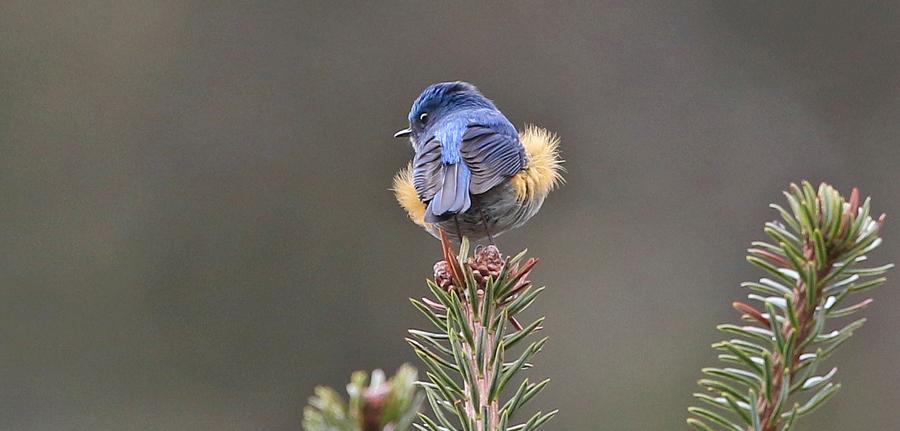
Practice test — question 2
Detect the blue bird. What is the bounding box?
[392,81,564,243]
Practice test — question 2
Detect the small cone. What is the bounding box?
[467,245,503,286]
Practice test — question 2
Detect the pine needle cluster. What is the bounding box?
[688,182,892,431]
[303,365,423,431]
[408,231,556,431]
[301,180,893,431]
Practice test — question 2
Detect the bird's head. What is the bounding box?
[394,81,496,141]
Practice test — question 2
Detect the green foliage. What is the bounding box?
[304,364,423,431]
[688,182,892,431]
[409,238,556,431]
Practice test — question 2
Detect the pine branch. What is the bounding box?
[687,182,892,431]
[409,231,556,431]
[303,364,423,431]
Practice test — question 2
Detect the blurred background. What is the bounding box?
[2,1,899,430]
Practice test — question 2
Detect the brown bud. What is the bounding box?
[361,383,390,431]
[434,260,455,291]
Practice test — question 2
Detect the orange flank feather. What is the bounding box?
[510,125,565,202]
[392,163,429,228]
[392,125,563,228]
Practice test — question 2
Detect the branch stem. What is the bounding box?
[463,293,498,431]
[754,235,833,430]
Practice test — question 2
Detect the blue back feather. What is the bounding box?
[406,82,525,221]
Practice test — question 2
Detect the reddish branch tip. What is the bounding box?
[438,229,464,286]
[848,187,860,216]
[750,248,791,268]
[733,301,770,326]
[422,296,447,311]
[509,316,524,331]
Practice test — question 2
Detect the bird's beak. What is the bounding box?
[393,128,412,138]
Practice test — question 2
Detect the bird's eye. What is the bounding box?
[418,112,429,123]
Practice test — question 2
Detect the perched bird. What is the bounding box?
[392,81,563,243]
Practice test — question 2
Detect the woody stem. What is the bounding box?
[753,245,831,431]
[462,295,498,431]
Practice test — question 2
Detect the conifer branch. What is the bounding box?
[303,365,423,431]
[687,182,892,431]
[409,231,556,431]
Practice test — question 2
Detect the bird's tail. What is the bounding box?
[425,163,471,222]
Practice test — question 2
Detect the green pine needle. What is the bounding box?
[688,182,891,431]
[410,238,554,431]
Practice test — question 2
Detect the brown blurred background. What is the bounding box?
[2,1,899,430]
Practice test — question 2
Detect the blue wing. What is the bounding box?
[427,162,472,222]
[459,125,525,194]
[413,136,469,222]
[412,115,525,222]
[412,137,443,201]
